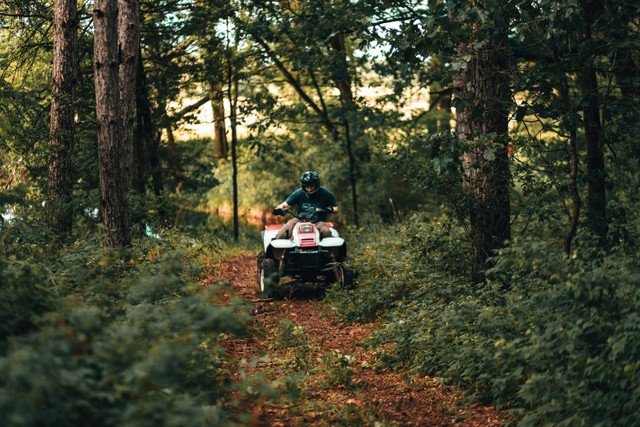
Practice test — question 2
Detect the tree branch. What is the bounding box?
[241,25,339,138]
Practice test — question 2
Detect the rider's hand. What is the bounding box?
[325,207,334,214]
[272,208,285,216]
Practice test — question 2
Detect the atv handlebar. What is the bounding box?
[272,207,332,221]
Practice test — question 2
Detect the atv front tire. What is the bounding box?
[258,258,280,298]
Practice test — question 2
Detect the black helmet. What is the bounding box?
[300,170,320,194]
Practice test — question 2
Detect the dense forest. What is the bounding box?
[1,0,640,425]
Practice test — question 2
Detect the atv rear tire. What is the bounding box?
[342,267,355,288]
[258,258,280,298]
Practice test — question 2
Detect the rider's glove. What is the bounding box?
[325,207,334,214]
[272,208,285,216]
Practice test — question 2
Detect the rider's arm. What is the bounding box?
[277,189,301,211]
[325,190,338,214]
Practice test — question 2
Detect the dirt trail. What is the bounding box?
[211,253,505,426]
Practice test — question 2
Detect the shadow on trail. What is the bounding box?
[279,280,329,301]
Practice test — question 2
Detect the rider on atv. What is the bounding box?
[273,171,338,239]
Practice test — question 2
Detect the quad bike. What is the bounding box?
[256,208,355,298]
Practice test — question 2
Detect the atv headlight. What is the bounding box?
[299,224,314,233]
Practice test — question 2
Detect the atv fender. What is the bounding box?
[319,238,347,259]
[266,239,295,260]
[318,237,344,247]
[270,239,296,249]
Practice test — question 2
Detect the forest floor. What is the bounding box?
[206,253,506,427]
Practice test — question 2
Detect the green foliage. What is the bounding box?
[327,214,470,320]
[273,318,313,374]
[0,217,260,427]
[321,350,356,388]
[0,258,55,345]
[328,213,640,426]
[206,142,292,212]
[165,138,220,200]
[487,243,640,426]
[0,85,49,194]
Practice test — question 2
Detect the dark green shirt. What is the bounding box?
[285,187,337,223]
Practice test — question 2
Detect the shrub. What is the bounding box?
[0,221,257,426]
[329,214,640,426]
[0,259,56,348]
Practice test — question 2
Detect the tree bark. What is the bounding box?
[118,0,139,191]
[455,22,511,283]
[208,81,228,159]
[329,32,361,227]
[613,47,640,101]
[564,128,581,254]
[94,0,130,247]
[133,45,149,194]
[553,44,582,255]
[48,0,78,234]
[229,65,239,242]
[580,66,607,244]
[578,0,607,245]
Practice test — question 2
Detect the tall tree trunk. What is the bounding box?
[329,33,360,227]
[141,42,167,196]
[94,0,130,247]
[48,0,78,234]
[118,0,139,192]
[579,0,607,245]
[133,46,165,198]
[564,128,581,254]
[580,66,607,244]
[133,45,149,194]
[613,47,640,161]
[455,22,511,283]
[613,48,639,101]
[229,72,239,242]
[208,81,228,160]
[227,23,240,242]
[164,123,183,188]
[148,135,164,196]
[554,44,582,254]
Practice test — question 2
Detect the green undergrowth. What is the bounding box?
[326,213,640,426]
[0,220,264,427]
[256,318,386,426]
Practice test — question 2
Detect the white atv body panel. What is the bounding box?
[318,237,344,247]
[271,239,295,249]
[262,223,342,251]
